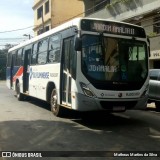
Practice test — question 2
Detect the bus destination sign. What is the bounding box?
[93,23,135,35]
[81,19,146,38]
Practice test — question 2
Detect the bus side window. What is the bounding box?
[15,51,18,66]
[48,34,61,63]
[37,38,48,65]
[12,52,16,67]
[17,49,23,66]
[31,43,38,65]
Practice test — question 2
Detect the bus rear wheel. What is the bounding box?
[50,89,63,117]
[16,82,24,101]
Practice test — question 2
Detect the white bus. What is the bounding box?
[6,18,150,116]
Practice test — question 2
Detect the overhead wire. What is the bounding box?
[0,26,35,34]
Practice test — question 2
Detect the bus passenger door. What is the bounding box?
[10,55,14,89]
[10,53,16,89]
[23,49,31,93]
[61,38,73,107]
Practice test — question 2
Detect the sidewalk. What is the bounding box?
[0,80,5,83]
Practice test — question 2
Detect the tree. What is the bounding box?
[0,44,13,80]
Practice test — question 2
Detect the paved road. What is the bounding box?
[0,81,160,160]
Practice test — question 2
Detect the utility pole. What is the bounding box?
[23,34,32,39]
[41,11,45,33]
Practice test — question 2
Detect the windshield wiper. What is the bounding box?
[99,32,105,62]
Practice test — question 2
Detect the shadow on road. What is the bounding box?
[17,96,160,131]
[13,95,51,111]
[1,117,160,153]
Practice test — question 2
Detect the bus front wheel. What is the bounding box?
[16,83,24,101]
[50,89,63,117]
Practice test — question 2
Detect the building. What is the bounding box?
[33,0,84,36]
[82,0,160,69]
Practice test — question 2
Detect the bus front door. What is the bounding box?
[10,53,16,89]
[23,49,31,93]
[61,38,73,107]
[10,56,14,89]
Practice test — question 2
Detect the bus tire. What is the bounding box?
[16,82,24,101]
[50,89,63,117]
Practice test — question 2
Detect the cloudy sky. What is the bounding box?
[0,0,34,49]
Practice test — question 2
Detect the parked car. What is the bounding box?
[148,69,160,111]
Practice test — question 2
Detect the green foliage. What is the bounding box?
[121,0,130,3]
[0,44,15,80]
[0,49,7,80]
[106,0,131,9]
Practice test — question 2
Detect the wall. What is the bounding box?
[86,0,160,21]
[51,0,84,28]
[33,0,84,35]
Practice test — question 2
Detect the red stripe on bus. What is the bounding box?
[13,66,24,82]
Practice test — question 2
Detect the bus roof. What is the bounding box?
[8,17,144,52]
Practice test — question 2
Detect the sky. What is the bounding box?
[0,0,34,49]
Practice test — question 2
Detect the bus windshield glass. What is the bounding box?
[82,35,148,82]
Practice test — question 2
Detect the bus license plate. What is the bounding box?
[113,106,125,111]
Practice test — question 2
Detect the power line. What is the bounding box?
[0,38,28,40]
[0,26,35,34]
[0,44,17,46]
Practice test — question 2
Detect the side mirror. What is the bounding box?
[74,37,82,51]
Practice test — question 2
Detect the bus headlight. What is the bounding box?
[80,82,95,98]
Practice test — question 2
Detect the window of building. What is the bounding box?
[153,16,160,34]
[45,26,50,32]
[45,0,49,14]
[37,6,43,19]
[37,28,44,35]
[86,0,110,16]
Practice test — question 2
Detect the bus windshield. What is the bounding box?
[82,35,148,82]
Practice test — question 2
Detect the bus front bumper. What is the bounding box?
[74,93,148,112]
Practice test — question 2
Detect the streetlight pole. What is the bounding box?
[23,34,32,39]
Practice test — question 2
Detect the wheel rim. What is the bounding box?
[51,90,58,112]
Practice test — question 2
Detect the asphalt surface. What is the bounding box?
[0,81,160,160]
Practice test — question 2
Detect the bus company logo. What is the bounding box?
[101,93,104,97]
[29,68,49,79]
[118,93,122,98]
